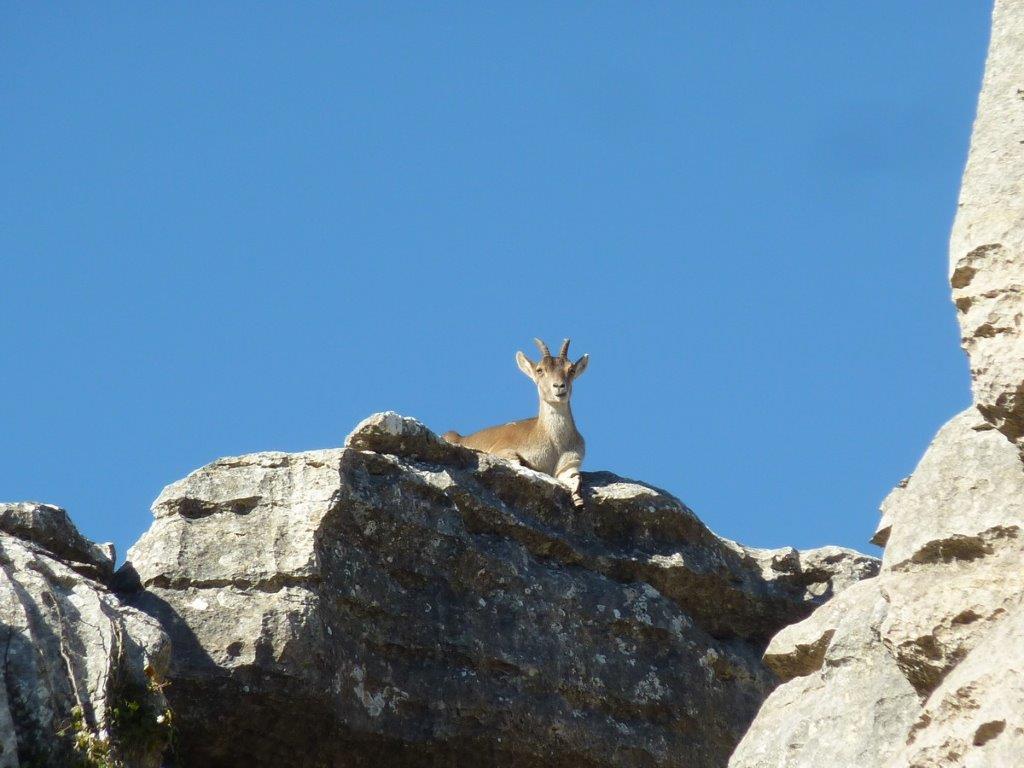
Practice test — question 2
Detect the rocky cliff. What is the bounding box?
[109,412,873,768]
[1,417,875,768]
[5,6,1015,767]
[730,3,1024,766]
[0,503,170,768]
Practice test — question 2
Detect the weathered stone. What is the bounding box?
[875,409,1024,696]
[761,577,869,683]
[345,411,479,467]
[732,406,1024,767]
[950,0,1024,444]
[0,504,170,768]
[0,502,115,580]
[888,598,1024,768]
[730,579,920,768]
[118,413,876,768]
[879,408,1024,572]
[731,3,1024,765]
[879,530,1023,696]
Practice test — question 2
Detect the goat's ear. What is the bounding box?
[570,354,589,379]
[516,351,538,381]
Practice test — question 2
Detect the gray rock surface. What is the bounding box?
[887,597,1024,768]
[730,579,919,768]
[878,409,1024,697]
[951,0,1024,445]
[730,2,1024,765]
[118,412,877,768]
[0,503,170,768]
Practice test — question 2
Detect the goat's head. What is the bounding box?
[516,338,589,404]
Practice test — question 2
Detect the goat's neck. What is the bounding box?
[537,398,576,441]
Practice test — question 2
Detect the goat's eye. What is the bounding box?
[536,368,543,375]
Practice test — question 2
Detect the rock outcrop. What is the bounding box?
[116,412,877,768]
[730,3,1024,766]
[951,0,1024,446]
[7,7,1017,768]
[0,503,170,768]
[10,7,1016,766]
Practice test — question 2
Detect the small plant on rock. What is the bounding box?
[61,674,174,768]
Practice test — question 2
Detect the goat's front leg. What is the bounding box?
[556,457,585,509]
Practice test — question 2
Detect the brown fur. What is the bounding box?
[443,338,589,506]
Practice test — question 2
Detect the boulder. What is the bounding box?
[117,412,876,768]
[730,3,1024,764]
[0,503,170,768]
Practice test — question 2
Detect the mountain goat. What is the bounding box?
[443,338,589,508]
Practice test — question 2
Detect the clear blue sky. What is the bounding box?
[2,3,991,561]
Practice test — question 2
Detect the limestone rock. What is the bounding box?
[117,412,876,768]
[950,0,1024,443]
[0,502,115,580]
[877,408,1024,696]
[730,579,920,768]
[887,598,1024,768]
[879,528,1023,696]
[731,406,1024,768]
[761,578,873,683]
[731,3,1024,764]
[0,503,170,768]
[879,409,1024,572]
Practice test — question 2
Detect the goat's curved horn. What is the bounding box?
[558,339,571,358]
[534,338,551,358]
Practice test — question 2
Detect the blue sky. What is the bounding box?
[2,3,992,561]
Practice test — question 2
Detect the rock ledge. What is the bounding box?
[116,411,876,768]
